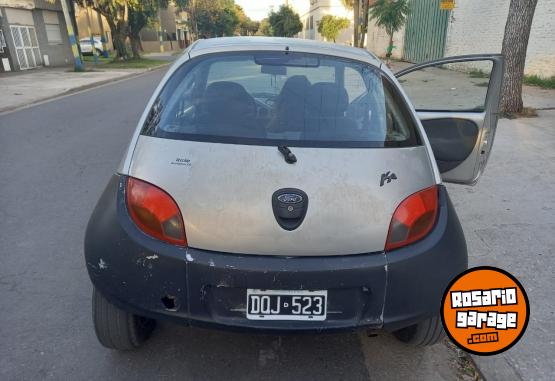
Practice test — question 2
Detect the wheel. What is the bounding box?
[92,288,156,350]
[393,315,445,346]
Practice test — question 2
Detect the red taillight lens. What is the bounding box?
[126,177,187,246]
[385,185,438,251]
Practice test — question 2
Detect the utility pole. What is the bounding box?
[61,0,84,71]
[85,6,98,65]
[157,0,164,53]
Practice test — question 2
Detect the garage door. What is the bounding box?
[10,25,42,70]
[403,0,450,63]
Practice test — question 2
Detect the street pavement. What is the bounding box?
[448,110,555,381]
[0,68,553,380]
[0,51,177,114]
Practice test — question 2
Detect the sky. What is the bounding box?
[235,0,286,21]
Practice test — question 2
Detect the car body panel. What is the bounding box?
[129,136,435,255]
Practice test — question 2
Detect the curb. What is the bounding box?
[470,354,523,381]
[0,63,170,115]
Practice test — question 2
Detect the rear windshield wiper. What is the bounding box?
[278,146,297,164]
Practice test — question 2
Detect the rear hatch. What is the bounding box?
[129,138,435,255]
[127,50,436,256]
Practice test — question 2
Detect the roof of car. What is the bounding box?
[188,37,382,67]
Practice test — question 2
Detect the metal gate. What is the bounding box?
[403,0,450,63]
[10,25,42,70]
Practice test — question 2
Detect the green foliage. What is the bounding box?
[235,4,259,36]
[317,15,350,42]
[369,0,410,37]
[257,18,272,36]
[369,0,410,56]
[195,0,239,38]
[340,0,354,10]
[268,5,302,37]
[523,74,555,89]
[468,69,490,78]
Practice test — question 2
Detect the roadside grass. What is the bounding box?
[82,55,111,64]
[444,339,483,381]
[102,58,169,69]
[523,74,555,89]
[502,106,538,119]
[468,69,490,79]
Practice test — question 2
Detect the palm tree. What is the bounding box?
[369,0,410,59]
[341,0,360,47]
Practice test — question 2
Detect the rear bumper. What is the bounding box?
[84,175,467,333]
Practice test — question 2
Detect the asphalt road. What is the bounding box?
[0,69,474,380]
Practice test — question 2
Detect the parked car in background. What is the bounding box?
[79,37,104,56]
[84,37,504,351]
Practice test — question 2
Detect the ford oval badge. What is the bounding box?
[277,193,303,204]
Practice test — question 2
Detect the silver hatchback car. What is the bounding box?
[85,37,504,350]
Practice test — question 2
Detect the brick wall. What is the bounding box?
[445,0,555,77]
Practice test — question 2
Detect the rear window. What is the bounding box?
[142,52,420,148]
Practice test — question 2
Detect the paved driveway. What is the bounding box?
[448,110,555,381]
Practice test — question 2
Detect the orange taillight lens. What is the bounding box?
[126,177,187,246]
[385,185,438,251]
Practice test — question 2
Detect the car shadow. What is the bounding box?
[101,322,460,381]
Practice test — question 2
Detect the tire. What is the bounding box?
[92,288,156,350]
[393,315,445,346]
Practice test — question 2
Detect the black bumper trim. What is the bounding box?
[84,175,467,333]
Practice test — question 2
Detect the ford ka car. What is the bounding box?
[85,37,504,350]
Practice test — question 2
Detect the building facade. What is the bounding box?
[0,0,73,72]
[290,0,354,45]
[365,0,555,77]
[75,3,189,55]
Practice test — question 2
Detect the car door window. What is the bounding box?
[399,61,493,112]
[396,55,504,185]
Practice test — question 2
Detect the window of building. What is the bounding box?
[0,29,6,53]
[309,16,313,30]
[43,11,62,44]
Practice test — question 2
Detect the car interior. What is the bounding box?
[147,55,415,144]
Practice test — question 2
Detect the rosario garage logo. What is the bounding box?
[441,266,529,355]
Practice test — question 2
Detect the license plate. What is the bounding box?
[246,289,327,321]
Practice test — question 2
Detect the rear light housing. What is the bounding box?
[126,177,187,246]
[385,185,438,251]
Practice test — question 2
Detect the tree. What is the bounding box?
[317,15,350,43]
[341,0,369,48]
[235,4,259,36]
[77,0,130,59]
[268,5,302,37]
[500,0,538,115]
[195,0,239,38]
[128,0,168,59]
[368,0,410,59]
[257,18,272,36]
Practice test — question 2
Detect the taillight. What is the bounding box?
[385,185,438,251]
[126,177,187,246]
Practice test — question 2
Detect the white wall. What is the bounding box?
[366,19,405,59]
[445,0,555,77]
[291,0,354,45]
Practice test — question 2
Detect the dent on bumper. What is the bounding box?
[84,175,467,332]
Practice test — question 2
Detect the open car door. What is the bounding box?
[396,54,504,185]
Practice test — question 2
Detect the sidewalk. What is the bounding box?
[388,61,555,110]
[0,63,170,114]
